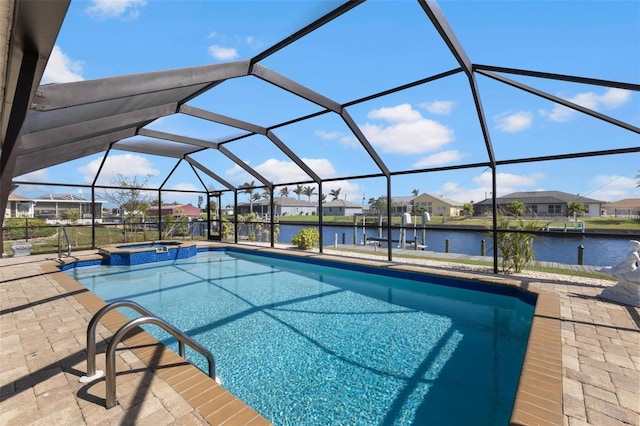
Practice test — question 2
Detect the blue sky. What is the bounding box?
[18,0,640,208]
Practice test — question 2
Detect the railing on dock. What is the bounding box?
[544,221,585,232]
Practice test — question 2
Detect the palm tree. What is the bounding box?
[368,197,376,214]
[411,188,419,197]
[240,180,255,213]
[329,188,341,200]
[302,185,317,202]
[293,184,304,200]
[567,201,586,219]
[279,186,289,198]
[252,192,262,215]
[506,200,524,218]
[462,203,474,217]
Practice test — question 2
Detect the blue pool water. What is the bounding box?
[65,249,535,425]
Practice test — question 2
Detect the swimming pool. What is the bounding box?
[64,248,535,425]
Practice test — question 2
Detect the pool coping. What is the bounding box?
[53,243,562,425]
[98,240,195,254]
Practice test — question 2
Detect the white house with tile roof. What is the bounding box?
[321,199,364,217]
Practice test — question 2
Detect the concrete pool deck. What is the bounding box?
[1,244,638,425]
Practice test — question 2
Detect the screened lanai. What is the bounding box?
[1,0,639,269]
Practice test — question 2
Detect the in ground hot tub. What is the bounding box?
[99,241,197,265]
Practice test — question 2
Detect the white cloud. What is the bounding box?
[570,92,600,110]
[254,158,312,183]
[225,163,250,182]
[474,171,544,196]
[41,46,84,84]
[599,88,632,108]
[86,0,146,20]
[221,157,345,194]
[322,180,363,203]
[169,183,199,192]
[436,181,479,204]
[255,158,337,183]
[413,150,463,168]
[225,158,337,187]
[78,154,159,184]
[420,100,455,116]
[206,31,260,60]
[539,88,632,123]
[367,103,422,122]
[362,104,454,154]
[245,36,263,49]
[15,169,49,182]
[315,130,343,140]
[314,130,359,149]
[539,105,574,122]
[163,183,201,203]
[208,45,239,60]
[495,111,533,133]
[301,158,338,177]
[587,174,639,202]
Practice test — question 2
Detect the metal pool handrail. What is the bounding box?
[58,227,71,259]
[80,300,216,409]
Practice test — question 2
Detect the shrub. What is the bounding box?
[221,221,234,239]
[291,228,319,250]
[493,215,542,273]
[3,218,56,240]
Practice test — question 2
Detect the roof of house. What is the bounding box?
[391,196,415,204]
[414,193,463,207]
[148,204,200,214]
[603,198,640,208]
[35,193,88,201]
[31,193,106,203]
[322,199,362,208]
[475,191,604,205]
[8,193,30,201]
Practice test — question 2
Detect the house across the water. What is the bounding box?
[5,193,105,223]
[473,191,604,218]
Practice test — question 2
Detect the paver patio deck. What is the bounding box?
[1,246,638,425]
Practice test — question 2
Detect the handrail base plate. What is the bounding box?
[80,370,104,383]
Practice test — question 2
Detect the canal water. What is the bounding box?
[272,224,635,268]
